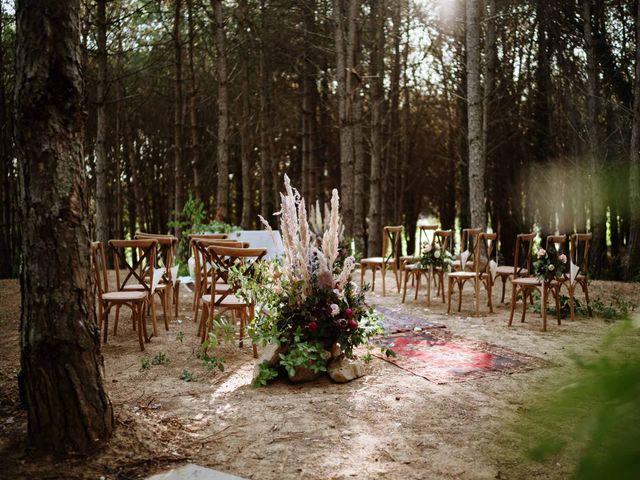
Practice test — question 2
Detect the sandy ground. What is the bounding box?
[0,272,638,480]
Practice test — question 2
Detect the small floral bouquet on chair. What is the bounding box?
[419,243,454,271]
[533,246,567,282]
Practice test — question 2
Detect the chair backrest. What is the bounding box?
[188,233,228,243]
[417,225,438,251]
[205,245,267,301]
[570,233,592,274]
[382,226,403,262]
[512,232,536,276]
[434,230,453,253]
[135,233,178,284]
[192,239,247,286]
[461,228,482,254]
[473,232,497,274]
[545,235,567,256]
[108,239,157,293]
[91,241,109,298]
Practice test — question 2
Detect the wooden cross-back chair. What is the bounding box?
[401,228,451,305]
[191,238,247,327]
[399,224,438,272]
[360,225,403,296]
[454,228,482,272]
[508,234,565,332]
[494,233,536,303]
[108,239,166,338]
[136,231,181,317]
[199,245,267,358]
[566,233,592,321]
[91,242,149,350]
[447,232,496,316]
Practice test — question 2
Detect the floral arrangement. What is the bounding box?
[418,243,454,271]
[533,245,567,281]
[251,175,391,386]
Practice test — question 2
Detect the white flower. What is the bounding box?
[559,254,567,264]
[434,250,441,259]
[548,264,555,271]
[424,244,433,253]
[537,249,546,258]
[330,303,340,316]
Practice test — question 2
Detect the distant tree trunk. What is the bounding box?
[0,3,12,277]
[351,11,365,255]
[466,0,485,229]
[15,0,114,453]
[627,0,640,279]
[173,0,185,230]
[259,0,273,220]
[239,0,252,229]
[186,0,201,201]
[212,0,229,221]
[301,0,318,203]
[367,0,385,256]
[95,0,109,248]
[334,0,358,237]
[389,0,401,223]
[583,0,607,275]
[482,0,496,218]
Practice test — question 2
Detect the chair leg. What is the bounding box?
[150,297,158,337]
[508,284,517,326]
[164,290,170,330]
[174,284,180,317]
[414,272,421,301]
[114,305,121,336]
[102,306,109,343]
[568,284,576,321]
[402,270,409,303]
[554,286,561,325]
[140,302,149,342]
[542,285,548,332]
[426,270,431,307]
[521,289,528,323]
[583,281,592,316]
[382,265,386,297]
[440,273,445,303]
[371,269,376,293]
[360,265,365,290]
[136,303,145,351]
[447,276,453,314]
[457,280,463,312]
[487,277,494,313]
[474,277,480,317]
[501,276,507,303]
[198,302,209,339]
[239,309,245,348]
[393,265,401,292]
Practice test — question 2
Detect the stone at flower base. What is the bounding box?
[328,357,365,383]
[252,342,287,385]
[289,365,322,383]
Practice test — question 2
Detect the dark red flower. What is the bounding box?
[337,319,347,330]
[307,321,318,333]
[345,308,354,318]
[347,319,358,330]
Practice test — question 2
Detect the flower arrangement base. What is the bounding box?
[289,365,323,383]
[328,356,365,383]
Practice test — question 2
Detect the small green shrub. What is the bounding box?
[180,369,194,382]
[151,351,168,365]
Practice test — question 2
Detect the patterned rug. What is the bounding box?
[375,305,446,333]
[372,329,549,384]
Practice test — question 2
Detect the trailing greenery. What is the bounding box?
[531,291,636,321]
[513,320,640,479]
[180,369,194,382]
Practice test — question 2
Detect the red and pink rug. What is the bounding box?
[372,330,549,384]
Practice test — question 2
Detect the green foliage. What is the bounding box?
[176,330,185,343]
[533,244,568,281]
[196,316,235,372]
[278,341,330,377]
[180,369,194,382]
[419,244,454,270]
[253,362,279,388]
[168,193,239,265]
[151,351,168,365]
[140,357,150,370]
[531,291,636,321]
[516,321,640,479]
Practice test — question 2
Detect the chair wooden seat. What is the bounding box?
[400,255,418,263]
[202,293,245,307]
[405,263,424,272]
[511,276,541,286]
[360,256,395,265]
[448,270,478,279]
[122,282,169,291]
[102,291,148,301]
[496,265,526,275]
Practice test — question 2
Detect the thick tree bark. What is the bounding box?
[627,0,640,279]
[482,0,496,196]
[466,0,485,229]
[0,3,13,278]
[173,0,185,230]
[367,0,385,257]
[95,0,109,253]
[301,0,318,203]
[351,10,365,255]
[15,0,114,453]
[212,0,229,221]
[583,0,607,275]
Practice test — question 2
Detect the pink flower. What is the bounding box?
[347,319,358,330]
[337,319,347,330]
[345,307,354,318]
[307,321,318,333]
[559,254,567,264]
[424,244,433,253]
[537,249,546,258]
[329,303,340,316]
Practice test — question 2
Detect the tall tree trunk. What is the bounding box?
[212,0,229,221]
[259,0,273,220]
[173,0,185,230]
[0,3,12,277]
[186,0,201,201]
[367,0,385,256]
[301,0,318,203]
[389,0,401,223]
[239,0,252,229]
[95,0,109,250]
[15,0,114,453]
[466,0,485,229]
[351,7,365,255]
[627,0,640,279]
[583,0,607,275]
[334,0,358,237]
[482,0,496,222]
